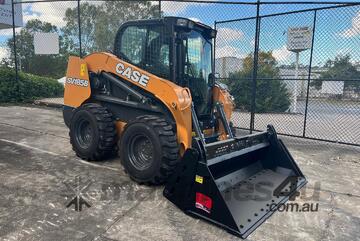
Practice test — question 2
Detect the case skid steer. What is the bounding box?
[63,17,306,238]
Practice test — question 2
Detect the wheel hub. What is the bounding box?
[129,134,154,171]
[75,118,93,149]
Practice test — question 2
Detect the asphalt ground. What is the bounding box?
[0,105,359,241]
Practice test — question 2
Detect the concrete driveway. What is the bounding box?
[0,105,359,241]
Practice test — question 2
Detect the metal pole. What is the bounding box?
[293,51,299,113]
[11,0,18,81]
[159,0,161,17]
[250,0,261,133]
[77,0,82,57]
[303,10,317,137]
[214,21,217,78]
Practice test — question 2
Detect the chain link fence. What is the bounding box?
[215,2,360,146]
[0,0,359,146]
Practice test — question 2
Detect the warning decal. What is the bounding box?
[195,175,203,184]
[195,192,212,214]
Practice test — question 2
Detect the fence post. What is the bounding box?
[11,0,18,83]
[78,0,82,57]
[214,21,217,79]
[250,0,261,133]
[302,10,317,137]
[159,0,161,17]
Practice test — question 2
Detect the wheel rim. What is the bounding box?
[75,118,93,149]
[128,134,154,171]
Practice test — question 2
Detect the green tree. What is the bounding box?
[62,2,99,55]
[312,54,360,91]
[226,51,291,113]
[62,1,160,55]
[6,19,71,78]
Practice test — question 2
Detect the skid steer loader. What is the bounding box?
[63,17,306,238]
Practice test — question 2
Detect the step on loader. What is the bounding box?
[63,17,306,238]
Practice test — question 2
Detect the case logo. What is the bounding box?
[116,63,150,87]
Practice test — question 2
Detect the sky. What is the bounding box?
[161,0,360,66]
[0,0,360,67]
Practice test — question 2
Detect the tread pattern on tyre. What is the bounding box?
[70,103,117,161]
[123,115,180,185]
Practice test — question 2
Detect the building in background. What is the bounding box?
[215,57,243,78]
[279,66,309,98]
[278,66,352,99]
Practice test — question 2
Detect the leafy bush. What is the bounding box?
[0,67,64,103]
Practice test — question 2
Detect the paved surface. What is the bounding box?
[233,99,360,145]
[0,105,359,241]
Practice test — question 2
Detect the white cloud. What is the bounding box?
[189,17,201,23]
[23,11,41,23]
[250,38,255,47]
[22,2,78,27]
[215,28,246,59]
[21,1,207,29]
[273,45,292,63]
[216,45,245,59]
[161,1,190,15]
[336,47,352,56]
[0,47,9,61]
[0,28,14,36]
[216,27,244,46]
[339,10,360,38]
[161,0,218,15]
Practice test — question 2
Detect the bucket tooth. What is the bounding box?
[164,125,307,239]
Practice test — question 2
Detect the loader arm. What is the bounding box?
[213,84,235,140]
[64,52,193,153]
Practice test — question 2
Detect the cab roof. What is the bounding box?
[120,17,217,38]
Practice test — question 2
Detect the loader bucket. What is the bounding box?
[164,125,306,239]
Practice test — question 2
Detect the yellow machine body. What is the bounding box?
[64,52,234,153]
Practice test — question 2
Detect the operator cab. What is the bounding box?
[114,17,217,128]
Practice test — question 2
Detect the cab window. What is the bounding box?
[144,25,171,80]
[118,25,171,80]
[120,26,147,65]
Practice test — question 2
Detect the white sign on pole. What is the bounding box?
[0,0,23,29]
[286,26,313,113]
[287,27,313,52]
[34,33,59,55]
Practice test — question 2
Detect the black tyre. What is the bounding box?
[120,115,179,185]
[70,103,117,161]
